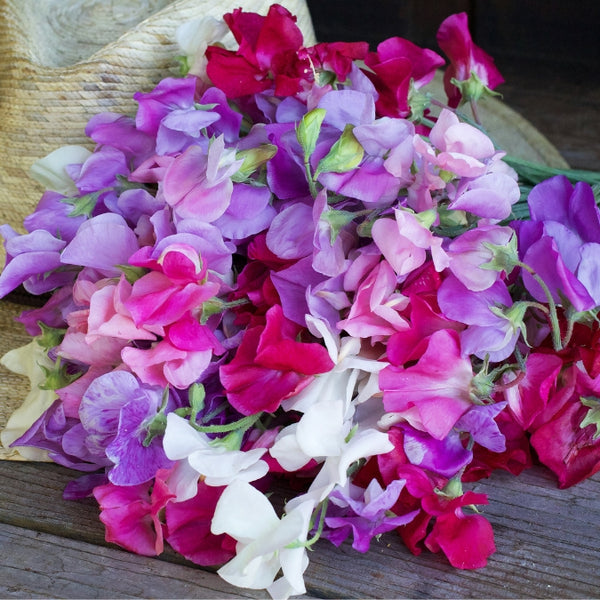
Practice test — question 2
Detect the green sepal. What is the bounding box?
[314,124,364,177]
[321,209,356,244]
[61,191,101,218]
[143,412,168,447]
[116,264,148,284]
[36,322,66,351]
[580,396,600,440]
[38,358,81,390]
[481,233,519,274]
[451,72,502,105]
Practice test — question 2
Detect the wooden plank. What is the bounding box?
[1,460,599,598]
[0,523,266,599]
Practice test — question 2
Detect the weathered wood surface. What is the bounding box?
[1,460,599,598]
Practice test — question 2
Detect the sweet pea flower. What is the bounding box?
[447,225,515,291]
[29,145,92,196]
[324,478,418,552]
[211,480,315,599]
[162,413,268,500]
[436,12,504,107]
[205,4,305,98]
[363,35,444,117]
[0,226,69,296]
[438,274,520,363]
[93,469,175,556]
[371,209,450,278]
[515,175,600,311]
[162,136,243,222]
[380,329,473,439]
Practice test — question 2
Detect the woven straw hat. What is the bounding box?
[0,0,567,459]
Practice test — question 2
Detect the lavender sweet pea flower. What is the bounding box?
[0,225,70,297]
[213,183,275,242]
[85,113,155,167]
[324,479,418,552]
[455,401,507,453]
[438,274,519,362]
[134,76,198,136]
[60,213,139,276]
[23,191,85,242]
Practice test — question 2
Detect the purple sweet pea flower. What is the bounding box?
[266,202,314,260]
[455,401,507,453]
[438,274,519,362]
[134,76,198,136]
[514,175,600,311]
[66,146,130,194]
[77,370,175,485]
[324,479,418,552]
[23,191,85,242]
[0,225,71,297]
[11,399,108,471]
[213,183,275,242]
[85,113,155,167]
[402,424,472,478]
[106,391,174,486]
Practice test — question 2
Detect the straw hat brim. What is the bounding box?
[0,0,567,459]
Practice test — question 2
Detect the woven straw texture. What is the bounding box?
[0,0,567,460]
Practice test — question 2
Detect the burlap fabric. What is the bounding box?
[0,0,567,460]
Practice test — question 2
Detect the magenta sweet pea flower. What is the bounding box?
[205,4,305,97]
[165,480,236,566]
[436,12,504,107]
[363,36,444,117]
[93,468,175,556]
[220,304,335,415]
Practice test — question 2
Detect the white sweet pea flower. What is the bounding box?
[29,145,92,196]
[175,16,234,79]
[162,413,268,501]
[211,480,314,599]
[1,341,57,460]
[271,316,392,504]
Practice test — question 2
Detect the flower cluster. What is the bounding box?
[2,5,600,598]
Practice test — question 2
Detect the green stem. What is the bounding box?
[517,260,562,351]
[190,413,261,435]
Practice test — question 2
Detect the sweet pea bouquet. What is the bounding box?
[2,4,600,598]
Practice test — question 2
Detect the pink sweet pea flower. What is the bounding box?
[161,137,242,222]
[380,329,473,439]
[371,209,449,278]
[338,259,409,341]
[220,304,335,415]
[125,243,219,329]
[436,12,504,107]
[93,469,175,556]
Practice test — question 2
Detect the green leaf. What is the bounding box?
[314,124,364,177]
[296,108,326,161]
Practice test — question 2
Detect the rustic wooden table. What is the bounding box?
[2,4,600,598]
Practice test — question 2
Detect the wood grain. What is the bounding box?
[1,461,599,599]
